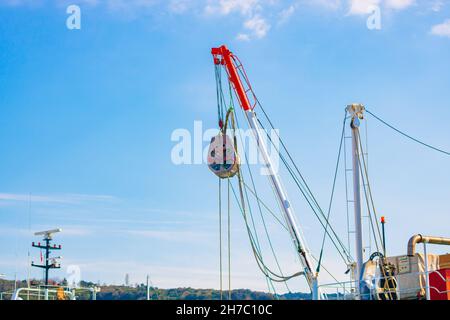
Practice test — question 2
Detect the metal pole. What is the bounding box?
[245,110,317,293]
[423,242,430,300]
[347,104,364,298]
[146,275,150,301]
[381,217,386,256]
[312,278,320,300]
[45,238,50,286]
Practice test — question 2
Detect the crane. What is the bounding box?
[211,45,320,298]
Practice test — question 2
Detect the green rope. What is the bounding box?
[233,109,291,293]
[222,105,279,295]
[215,59,318,295]
[233,111,279,295]
[235,58,352,268]
[232,105,289,294]
[241,182,288,231]
[366,109,450,156]
[258,118,352,264]
[229,179,304,283]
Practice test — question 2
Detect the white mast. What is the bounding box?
[347,104,365,297]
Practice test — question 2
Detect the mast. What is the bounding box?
[212,45,319,297]
[31,229,62,287]
[346,104,365,297]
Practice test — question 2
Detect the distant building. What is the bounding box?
[125,273,130,287]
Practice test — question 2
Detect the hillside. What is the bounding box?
[0,279,310,300]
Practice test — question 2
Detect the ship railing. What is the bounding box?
[1,289,70,301]
[0,284,99,300]
[317,269,450,300]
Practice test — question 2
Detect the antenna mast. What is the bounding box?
[31,229,62,286]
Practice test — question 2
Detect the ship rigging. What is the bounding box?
[208,45,450,300]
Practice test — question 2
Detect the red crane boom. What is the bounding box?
[212,45,253,112]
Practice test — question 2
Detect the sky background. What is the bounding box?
[0,0,449,294]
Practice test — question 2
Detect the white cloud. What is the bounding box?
[278,4,296,25]
[276,0,343,26]
[306,0,342,10]
[168,0,191,14]
[431,19,450,37]
[236,33,251,41]
[204,0,260,16]
[0,0,430,40]
[204,0,271,40]
[431,0,444,12]
[385,0,414,10]
[348,0,381,15]
[347,0,414,15]
[106,0,158,10]
[243,14,271,39]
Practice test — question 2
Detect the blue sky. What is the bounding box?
[0,0,449,293]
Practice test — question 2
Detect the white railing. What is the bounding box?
[1,285,99,301]
[317,268,449,300]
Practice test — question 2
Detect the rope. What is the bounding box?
[240,174,281,292]
[257,118,353,264]
[219,134,303,285]
[241,182,289,231]
[232,103,288,293]
[311,254,341,285]
[232,54,354,271]
[354,125,395,300]
[355,129,383,253]
[218,179,223,300]
[229,181,305,283]
[215,52,364,293]
[216,69,281,295]
[253,104,351,259]
[215,65,226,124]
[316,111,347,273]
[225,107,275,295]
[233,52,352,268]
[366,109,450,156]
[227,179,231,300]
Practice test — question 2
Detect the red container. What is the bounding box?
[429,269,450,300]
